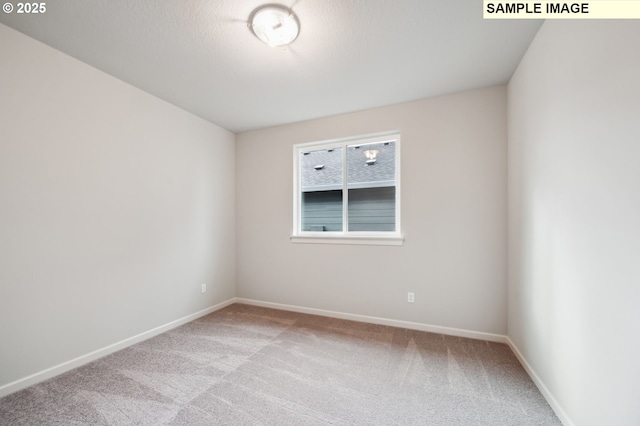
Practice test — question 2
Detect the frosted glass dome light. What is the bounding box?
[249,5,300,47]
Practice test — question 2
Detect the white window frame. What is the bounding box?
[291,131,403,246]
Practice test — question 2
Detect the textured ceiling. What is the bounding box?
[0,1,542,133]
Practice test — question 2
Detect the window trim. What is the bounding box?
[292,131,403,245]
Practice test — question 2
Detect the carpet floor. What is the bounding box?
[0,304,560,425]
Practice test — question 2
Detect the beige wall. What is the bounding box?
[508,20,640,426]
[0,24,236,390]
[236,86,507,335]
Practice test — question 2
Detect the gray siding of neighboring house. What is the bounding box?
[348,187,396,232]
[301,190,342,232]
[302,187,395,232]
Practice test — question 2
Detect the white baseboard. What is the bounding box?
[0,298,236,399]
[236,298,508,343]
[505,337,574,426]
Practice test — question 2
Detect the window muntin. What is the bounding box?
[294,133,401,241]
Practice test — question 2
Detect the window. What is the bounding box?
[292,132,402,245]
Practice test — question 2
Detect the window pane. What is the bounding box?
[346,141,396,232]
[300,147,343,232]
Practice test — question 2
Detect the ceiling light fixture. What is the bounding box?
[249,5,300,47]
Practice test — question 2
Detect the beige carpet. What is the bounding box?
[0,304,560,425]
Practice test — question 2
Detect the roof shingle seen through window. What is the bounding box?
[301,142,395,191]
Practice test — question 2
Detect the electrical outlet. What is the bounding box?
[201,283,207,293]
[407,292,415,303]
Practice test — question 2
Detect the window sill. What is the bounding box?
[290,234,404,246]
